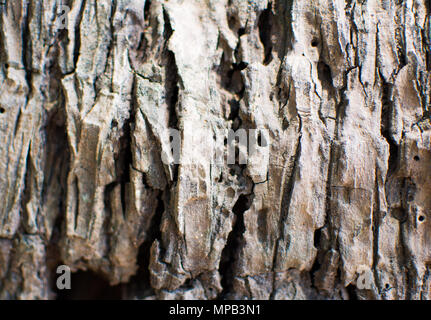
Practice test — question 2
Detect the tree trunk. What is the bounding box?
[0,0,430,300]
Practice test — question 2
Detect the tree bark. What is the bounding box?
[0,0,430,300]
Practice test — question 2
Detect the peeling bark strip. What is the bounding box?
[0,0,430,300]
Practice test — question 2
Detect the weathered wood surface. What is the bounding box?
[0,0,430,299]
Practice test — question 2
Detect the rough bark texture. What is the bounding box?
[0,0,430,300]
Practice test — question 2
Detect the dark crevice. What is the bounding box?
[310,255,322,288]
[323,144,335,246]
[346,284,358,300]
[44,98,70,290]
[274,0,294,58]
[310,227,324,288]
[116,115,134,220]
[20,146,33,234]
[372,169,382,296]
[217,25,248,130]
[104,0,117,93]
[163,8,173,43]
[258,2,274,65]
[162,9,180,183]
[13,108,22,138]
[73,0,87,69]
[391,207,407,223]
[73,177,80,231]
[233,61,248,71]
[22,0,33,96]
[144,0,151,23]
[380,72,399,177]
[394,2,407,70]
[233,194,253,217]
[126,191,164,298]
[103,182,118,222]
[218,52,231,91]
[386,138,399,177]
[313,227,323,249]
[120,146,131,218]
[221,33,247,99]
[218,193,254,299]
[317,61,334,91]
[165,50,179,130]
[227,99,240,121]
[226,66,245,97]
